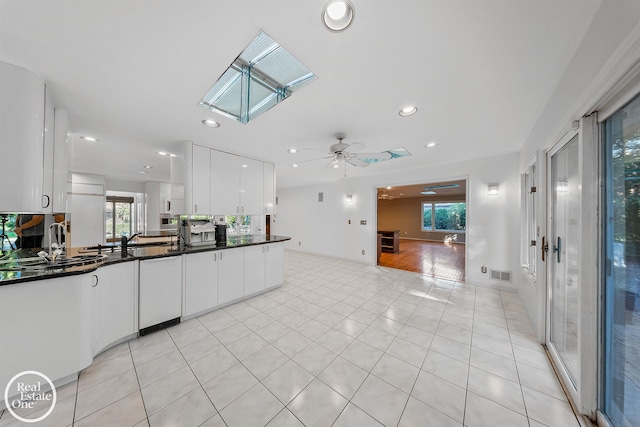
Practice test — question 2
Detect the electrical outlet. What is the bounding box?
[481,266,487,273]
[298,241,301,246]
[360,220,366,225]
[348,219,351,224]
[362,250,365,255]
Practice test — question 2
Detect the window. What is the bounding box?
[422,202,466,232]
[602,93,640,427]
[105,196,134,242]
[521,161,537,279]
[225,215,252,235]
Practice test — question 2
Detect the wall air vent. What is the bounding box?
[490,269,512,282]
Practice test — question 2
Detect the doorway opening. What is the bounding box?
[376,179,467,281]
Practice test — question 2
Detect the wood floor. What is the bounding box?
[378,238,466,282]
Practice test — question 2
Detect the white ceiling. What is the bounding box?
[0,0,602,189]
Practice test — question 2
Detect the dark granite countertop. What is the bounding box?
[0,235,290,286]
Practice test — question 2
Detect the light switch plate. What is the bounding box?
[360,220,366,225]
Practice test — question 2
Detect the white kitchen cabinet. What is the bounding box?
[217,247,244,305]
[182,142,211,215]
[139,256,182,329]
[244,242,284,297]
[265,242,284,288]
[211,150,241,214]
[263,162,276,215]
[69,173,105,248]
[184,251,218,317]
[240,157,264,215]
[91,262,137,354]
[191,144,211,214]
[0,275,93,399]
[51,109,70,213]
[244,245,267,296]
[210,150,263,215]
[0,61,50,212]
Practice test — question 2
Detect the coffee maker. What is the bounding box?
[179,218,216,246]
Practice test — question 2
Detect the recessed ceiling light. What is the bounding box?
[202,119,220,128]
[333,163,340,169]
[139,171,147,174]
[288,148,299,154]
[292,163,299,168]
[386,186,392,189]
[322,0,355,32]
[399,106,418,117]
[158,151,168,156]
[425,142,439,148]
[143,165,153,169]
[80,136,99,142]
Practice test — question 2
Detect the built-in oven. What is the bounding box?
[160,214,176,230]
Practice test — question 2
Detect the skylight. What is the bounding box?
[198,32,316,124]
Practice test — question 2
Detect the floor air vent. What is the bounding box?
[490,270,512,282]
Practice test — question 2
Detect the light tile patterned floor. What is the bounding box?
[0,251,580,426]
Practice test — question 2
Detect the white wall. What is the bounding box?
[274,152,520,289]
[106,178,145,193]
[516,0,640,338]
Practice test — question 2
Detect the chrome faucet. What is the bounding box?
[48,222,66,262]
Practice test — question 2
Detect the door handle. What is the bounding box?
[553,236,561,263]
[541,236,548,262]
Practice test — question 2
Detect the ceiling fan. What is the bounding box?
[298,133,393,169]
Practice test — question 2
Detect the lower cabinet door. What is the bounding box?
[184,251,218,317]
[217,248,244,305]
[266,242,284,288]
[139,256,182,329]
[93,262,137,354]
[244,245,266,296]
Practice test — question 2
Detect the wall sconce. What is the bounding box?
[487,183,500,196]
[346,194,353,203]
[556,180,568,193]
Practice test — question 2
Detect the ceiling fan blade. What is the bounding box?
[346,157,370,167]
[299,147,330,153]
[355,151,393,163]
[296,155,333,165]
[345,141,366,152]
[325,158,340,169]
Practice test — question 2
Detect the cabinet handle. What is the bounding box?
[194,204,198,213]
[92,274,99,287]
[220,253,222,260]
[213,253,217,261]
[241,206,244,213]
[42,194,50,208]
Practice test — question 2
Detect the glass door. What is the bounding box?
[602,93,640,427]
[548,134,581,391]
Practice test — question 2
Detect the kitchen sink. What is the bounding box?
[0,254,109,271]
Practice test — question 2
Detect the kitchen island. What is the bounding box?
[0,234,290,408]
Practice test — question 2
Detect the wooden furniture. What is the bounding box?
[378,230,400,253]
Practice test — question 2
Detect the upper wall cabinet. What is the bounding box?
[211,151,263,216]
[175,141,272,216]
[0,61,68,213]
[263,162,275,215]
